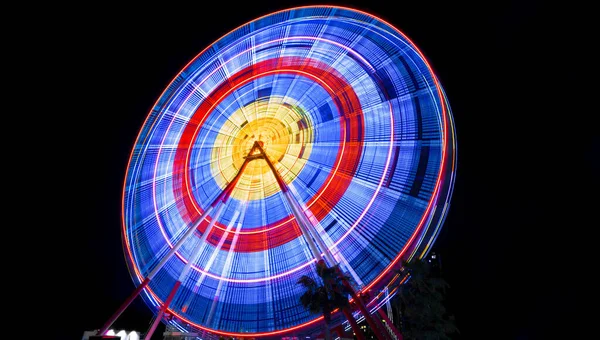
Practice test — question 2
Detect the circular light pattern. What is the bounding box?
[212,97,313,201]
[122,5,457,338]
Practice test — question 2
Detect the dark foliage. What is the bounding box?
[394,258,459,340]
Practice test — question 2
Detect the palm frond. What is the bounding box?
[297,275,317,289]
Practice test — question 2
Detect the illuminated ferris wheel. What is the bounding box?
[98,5,456,339]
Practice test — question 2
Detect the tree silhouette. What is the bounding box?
[393,258,459,340]
[298,261,366,340]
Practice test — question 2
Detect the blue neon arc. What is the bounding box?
[122,6,457,336]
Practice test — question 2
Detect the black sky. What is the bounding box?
[41,1,594,339]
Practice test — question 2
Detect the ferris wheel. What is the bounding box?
[98,5,456,339]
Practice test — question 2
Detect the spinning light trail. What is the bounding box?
[106,5,457,338]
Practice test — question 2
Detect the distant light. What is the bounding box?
[432,254,436,259]
[116,330,127,340]
[103,329,139,340]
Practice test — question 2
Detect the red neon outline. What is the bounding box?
[171,57,363,253]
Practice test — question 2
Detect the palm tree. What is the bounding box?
[298,261,366,340]
[297,274,334,340]
[393,257,459,340]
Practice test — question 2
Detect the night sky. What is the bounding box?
[43,1,593,339]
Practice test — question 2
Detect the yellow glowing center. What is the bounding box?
[211,98,312,201]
